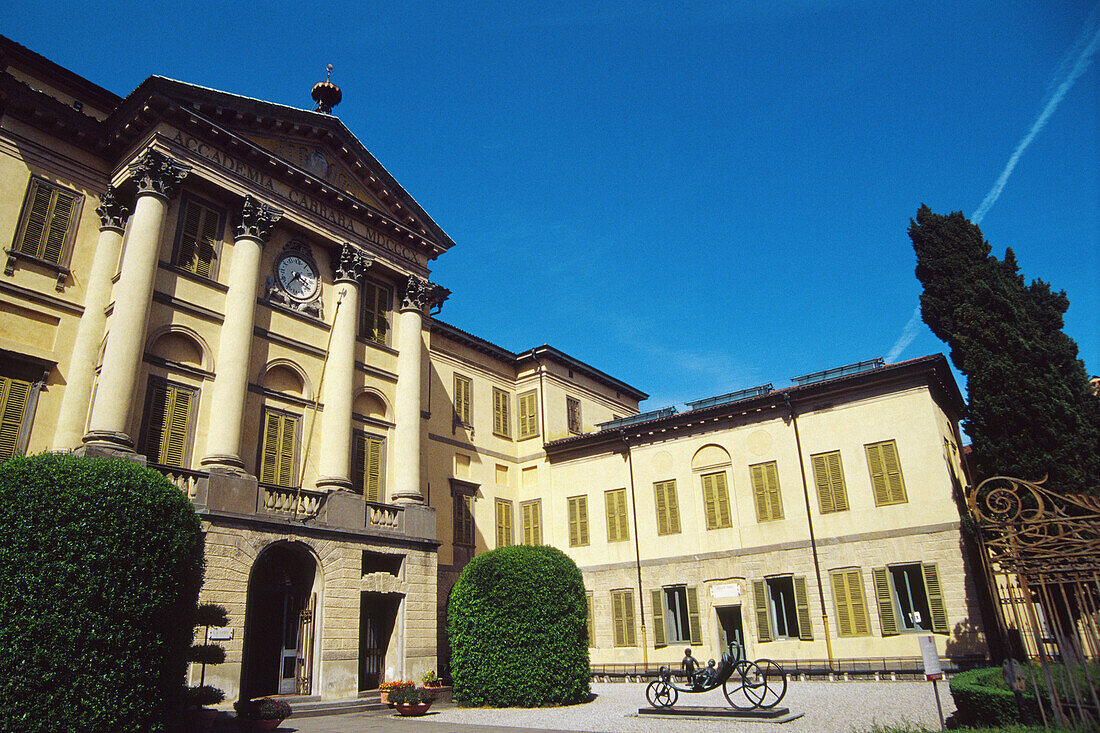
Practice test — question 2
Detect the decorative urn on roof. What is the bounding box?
[311,64,342,114]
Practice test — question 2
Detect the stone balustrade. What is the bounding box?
[261,484,323,517]
[150,463,207,500]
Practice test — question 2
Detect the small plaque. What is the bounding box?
[711,583,742,599]
[919,635,943,679]
[207,627,233,641]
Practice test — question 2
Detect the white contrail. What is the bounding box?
[973,7,1100,224]
[889,7,1100,363]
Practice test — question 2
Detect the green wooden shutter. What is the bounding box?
[812,454,834,513]
[493,388,511,438]
[361,282,390,344]
[518,391,538,439]
[260,412,281,484]
[651,589,666,648]
[623,591,636,646]
[495,499,512,547]
[654,481,670,535]
[522,500,541,545]
[881,441,907,504]
[751,462,782,520]
[751,465,769,521]
[612,592,625,646]
[577,496,589,545]
[665,481,681,533]
[873,567,900,636]
[259,412,297,487]
[753,579,772,643]
[866,443,891,505]
[606,489,627,542]
[42,189,76,263]
[827,451,848,511]
[586,592,595,647]
[278,414,296,486]
[686,586,702,645]
[848,570,870,635]
[702,473,719,529]
[832,569,869,637]
[160,387,191,467]
[176,201,201,272]
[922,564,949,634]
[143,382,169,463]
[831,571,852,637]
[794,576,813,641]
[454,375,471,424]
[568,497,579,546]
[17,181,77,263]
[176,200,219,276]
[365,437,382,502]
[195,205,219,277]
[765,463,783,520]
[0,377,31,461]
[714,472,731,528]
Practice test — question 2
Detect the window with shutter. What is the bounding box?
[605,488,629,542]
[830,569,871,637]
[352,433,384,502]
[651,589,666,648]
[865,440,907,505]
[521,499,542,545]
[492,388,511,439]
[259,410,299,487]
[877,563,946,635]
[568,495,589,547]
[173,196,222,278]
[141,379,194,468]
[653,480,681,535]
[0,376,32,462]
[872,567,900,636]
[686,586,702,645]
[586,591,595,647]
[752,579,773,643]
[517,390,538,439]
[922,564,950,635]
[495,498,513,548]
[360,281,391,344]
[453,374,472,425]
[793,576,813,641]
[701,471,732,529]
[750,461,783,521]
[611,589,635,647]
[811,451,849,513]
[453,493,474,546]
[566,396,581,435]
[14,178,81,265]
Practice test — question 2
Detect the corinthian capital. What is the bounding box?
[128,148,190,200]
[401,275,451,313]
[95,185,131,231]
[334,242,373,285]
[235,195,283,243]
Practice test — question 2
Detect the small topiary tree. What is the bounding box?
[448,545,589,706]
[185,603,229,710]
[0,453,205,732]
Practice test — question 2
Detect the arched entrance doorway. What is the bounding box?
[241,542,320,699]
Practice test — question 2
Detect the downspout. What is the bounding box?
[783,393,835,670]
[531,350,548,442]
[621,429,648,669]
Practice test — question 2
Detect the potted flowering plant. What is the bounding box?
[234,697,292,730]
[422,669,440,687]
[389,685,435,716]
[378,679,414,705]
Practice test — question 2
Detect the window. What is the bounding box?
[453,492,474,546]
[521,499,542,545]
[259,409,299,487]
[605,488,629,542]
[566,396,581,435]
[491,387,511,438]
[0,376,33,461]
[611,589,636,647]
[173,195,223,278]
[651,586,702,647]
[653,480,681,535]
[12,178,81,266]
[352,433,384,502]
[753,576,812,642]
[568,495,590,547]
[586,591,595,647]
[811,451,849,513]
[495,498,513,548]
[865,440,907,506]
[141,379,194,468]
[701,471,732,529]
[873,564,948,635]
[517,390,538,439]
[360,281,391,345]
[453,374,472,425]
[750,461,784,521]
[830,569,871,637]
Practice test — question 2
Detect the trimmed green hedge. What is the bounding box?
[949,667,1033,726]
[0,454,205,732]
[448,545,589,706]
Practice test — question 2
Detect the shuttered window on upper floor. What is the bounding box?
[14,178,81,265]
[352,433,384,502]
[865,440,907,506]
[492,387,511,439]
[360,281,391,345]
[605,488,629,542]
[811,450,849,513]
[260,409,298,487]
[453,374,472,425]
[568,495,589,547]
[521,499,542,545]
[517,390,538,439]
[701,471,733,529]
[495,498,513,548]
[141,379,194,468]
[653,479,681,535]
[173,196,223,278]
[750,461,784,522]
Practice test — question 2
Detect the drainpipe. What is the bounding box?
[783,393,835,670]
[531,350,549,442]
[621,429,648,669]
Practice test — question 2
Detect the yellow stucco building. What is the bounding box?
[0,35,986,705]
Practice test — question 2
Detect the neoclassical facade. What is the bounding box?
[0,35,986,704]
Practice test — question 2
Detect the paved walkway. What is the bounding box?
[228,680,955,733]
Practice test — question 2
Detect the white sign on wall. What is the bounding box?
[207,627,233,641]
[711,583,743,599]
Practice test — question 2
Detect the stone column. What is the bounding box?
[52,187,131,450]
[82,148,189,454]
[201,196,283,471]
[392,275,449,504]
[316,243,372,491]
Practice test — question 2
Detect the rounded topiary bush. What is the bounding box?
[0,453,205,732]
[448,545,589,707]
[949,667,1040,726]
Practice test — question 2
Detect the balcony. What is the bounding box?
[148,464,434,542]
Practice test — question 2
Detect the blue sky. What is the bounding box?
[5,1,1098,413]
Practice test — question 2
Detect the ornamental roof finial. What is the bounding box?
[311,64,342,114]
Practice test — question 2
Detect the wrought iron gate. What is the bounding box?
[966,475,1100,728]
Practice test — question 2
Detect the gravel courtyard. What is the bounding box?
[428,680,955,733]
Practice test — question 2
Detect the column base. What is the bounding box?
[78,430,143,463]
[200,454,247,474]
[316,476,354,492]
[391,491,425,505]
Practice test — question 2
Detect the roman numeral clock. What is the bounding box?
[265,240,324,319]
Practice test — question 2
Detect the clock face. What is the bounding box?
[276,255,319,301]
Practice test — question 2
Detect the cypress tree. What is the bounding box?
[909,205,1099,494]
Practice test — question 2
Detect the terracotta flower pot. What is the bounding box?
[395,702,432,716]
